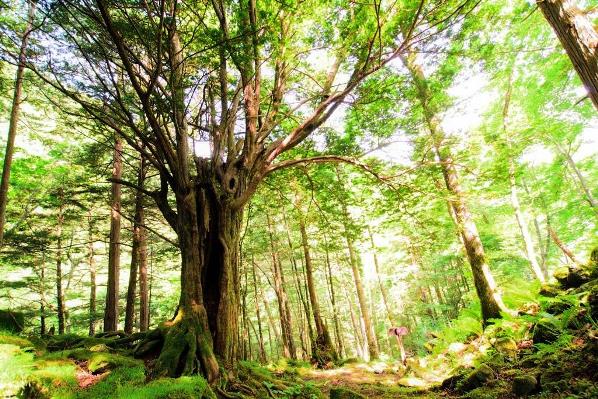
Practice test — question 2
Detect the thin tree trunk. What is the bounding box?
[325,244,344,358]
[124,156,146,334]
[251,258,267,363]
[401,52,510,324]
[501,83,546,282]
[138,211,149,332]
[297,209,337,363]
[548,225,582,267]
[104,138,122,332]
[0,0,36,246]
[556,144,598,217]
[266,213,297,359]
[88,212,97,336]
[538,0,598,111]
[368,227,396,326]
[56,189,65,335]
[39,252,46,336]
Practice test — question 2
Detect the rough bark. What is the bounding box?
[138,207,149,332]
[297,211,337,365]
[538,0,598,111]
[251,258,267,363]
[0,0,36,246]
[401,52,510,324]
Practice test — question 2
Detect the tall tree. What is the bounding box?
[538,0,598,111]
[0,0,36,246]
[104,138,122,332]
[27,0,472,379]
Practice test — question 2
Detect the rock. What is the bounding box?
[459,364,494,391]
[494,337,518,357]
[554,267,592,289]
[545,300,573,315]
[448,342,467,354]
[532,319,560,344]
[539,284,561,298]
[329,387,365,399]
[512,375,537,396]
[0,310,24,332]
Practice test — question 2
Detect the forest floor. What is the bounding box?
[1,263,598,398]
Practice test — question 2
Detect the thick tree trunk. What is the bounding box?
[88,212,97,336]
[266,214,297,359]
[401,53,510,325]
[0,0,36,246]
[538,0,598,111]
[56,189,65,335]
[125,157,146,334]
[104,138,122,332]
[298,212,337,365]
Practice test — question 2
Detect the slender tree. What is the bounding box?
[0,0,37,246]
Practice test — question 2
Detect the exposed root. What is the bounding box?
[152,305,219,383]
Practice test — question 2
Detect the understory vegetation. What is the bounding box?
[1,0,598,397]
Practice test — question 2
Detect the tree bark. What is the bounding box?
[325,244,344,358]
[125,156,146,334]
[0,0,36,246]
[297,211,337,364]
[538,0,598,111]
[104,138,122,332]
[138,209,149,332]
[56,189,65,335]
[401,53,510,325]
[266,213,297,359]
[88,211,97,336]
[548,225,582,267]
[251,258,267,363]
[368,227,396,326]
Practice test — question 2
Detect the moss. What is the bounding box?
[0,332,34,349]
[118,376,216,399]
[87,352,142,373]
[512,374,537,396]
[532,318,560,344]
[329,387,366,399]
[457,364,494,392]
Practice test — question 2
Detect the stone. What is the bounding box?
[545,300,573,315]
[459,364,494,391]
[494,337,518,357]
[539,284,561,298]
[329,387,365,399]
[512,375,537,396]
[532,319,560,344]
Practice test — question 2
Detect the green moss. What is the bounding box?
[119,376,216,399]
[0,332,34,349]
[87,352,142,373]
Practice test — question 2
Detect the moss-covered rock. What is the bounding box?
[532,319,560,344]
[494,337,518,358]
[458,364,494,392]
[539,284,561,298]
[545,299,574,315]
[512,374,537,396]
[329,387,366,399]
[554,266,592,289]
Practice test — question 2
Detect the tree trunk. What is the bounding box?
[538,0,598,111]
[266,214,297,359]
[401,53,510,325]
[556,144,598,217]
[251,258,267,363]
[297,211,337,365]
[138,213,149,332]
[548,225,582,267]
[368,227,396,326]
[104,138,122,332]
[0,0,36,246]
[88,212,97,336]
[56,189,65,335]
[125,156,146,334]
[325,245,344,358]
[345,228,379,360]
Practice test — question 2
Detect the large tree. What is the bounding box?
[24,0,473,381]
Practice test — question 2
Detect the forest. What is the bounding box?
[0,0,597,398]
